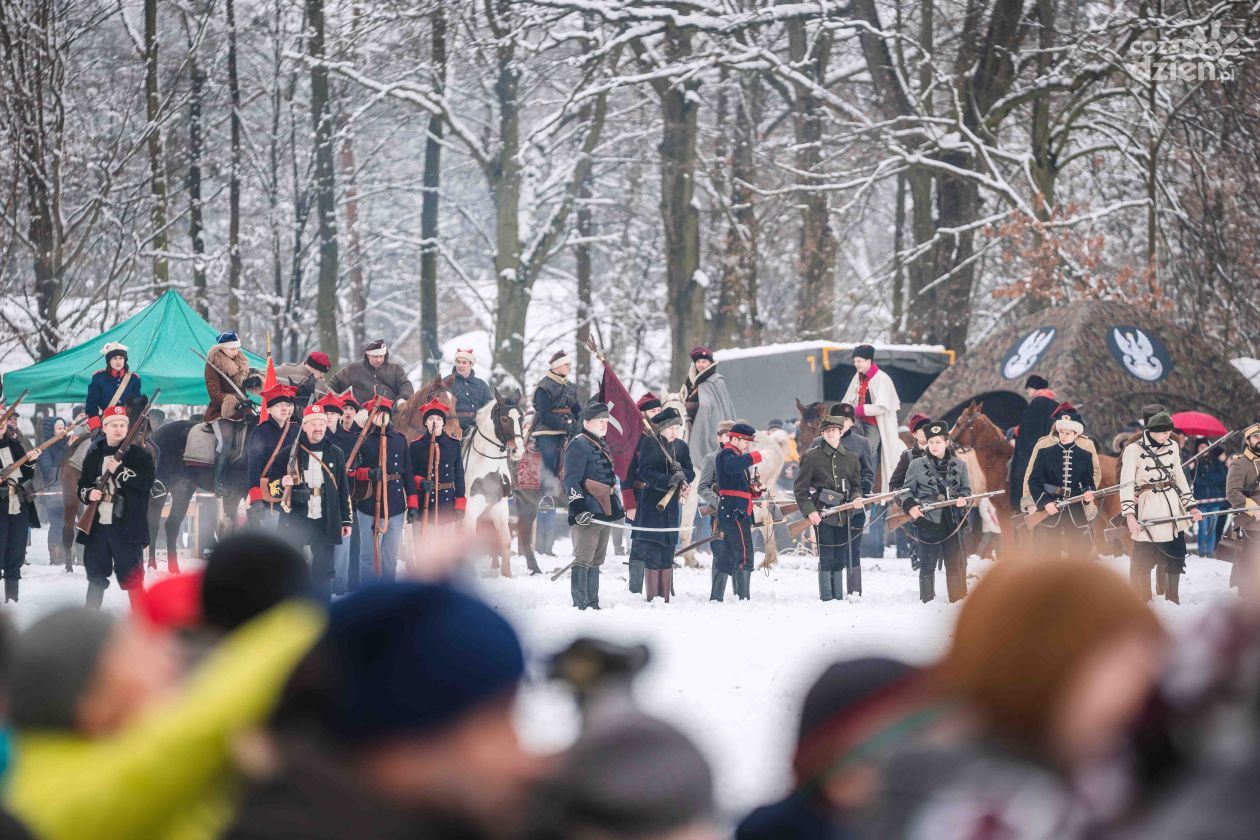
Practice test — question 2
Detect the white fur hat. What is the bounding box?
[1055,416,1084,436]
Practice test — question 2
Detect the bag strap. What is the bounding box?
[106,371,134,410]
[260,423,291,481]
[300,445,338,489]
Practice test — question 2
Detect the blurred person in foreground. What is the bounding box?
[0,617,34,839]
[737,657,922,840]
[225,580,545,840]
[4,598,323,840]
[864,560,1164,839]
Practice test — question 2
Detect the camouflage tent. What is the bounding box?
[914,300,1257,450]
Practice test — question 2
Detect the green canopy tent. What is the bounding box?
[4,290,265,405]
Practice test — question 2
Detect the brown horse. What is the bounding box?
[795,398,826,451]
[394,374,460,442]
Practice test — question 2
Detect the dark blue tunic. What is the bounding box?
[247,419,299,506]
[85,369,143,430]
[351,427,417,519]
[408,432,466,522]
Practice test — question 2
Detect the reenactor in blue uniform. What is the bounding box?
[350,395,418,582]
[85,342,144,431]
[246,383,299,526]
[408,399,466,530]
[564,401,624,610]
[77,405,154,610]
[450,348,494,433]
[713,421,763,602]
[532,350,581,555]
[625,391,664,594]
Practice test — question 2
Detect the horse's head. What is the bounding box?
[796,398,825,450]
[491,398,524,462]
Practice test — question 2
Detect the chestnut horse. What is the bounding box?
[394,374,460,442]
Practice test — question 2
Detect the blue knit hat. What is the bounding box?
[215,331,240,346]
[277,581,525,743]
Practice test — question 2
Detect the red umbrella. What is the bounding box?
[1171,411,1227,437]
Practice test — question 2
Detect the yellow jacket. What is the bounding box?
[6,602,324,840]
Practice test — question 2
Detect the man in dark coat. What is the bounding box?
[713,422,764,602]
[890,413,931,572]
[327,388,361,457]
[564,401,624,611]
[326,339,415,408]
[274,351,331,405]
[323,391,365,596]
[1009,373,1057,508]
[84,342,144,432]
[532,350,581,555]
[276,402,352,601]
[1027,413,1096,560]
[901,420,972,603]
[246,383,300,527]
[408,399,466,531]
[350,396,418,583]
[630,408,694,603]
[450,348,493,433]
[76,405,154,610]
[0,412,40,604]
[794,405,866,602]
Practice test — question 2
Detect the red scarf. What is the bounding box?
[857,363,880,424]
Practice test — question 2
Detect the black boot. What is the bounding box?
[831,570,846,601]
[213,451,229,498]
[919,575,935,604]
[819,570,834,602]
[660,568,673,604]
[587,567,601,610]
[571,566,588,610]
[710,572,728,602]
[629,557,645,594]
[1165,572,1181,604]
[4,578,16,604]
[86,582,106,610]
[737,569,752,601]
[846,565,863,598]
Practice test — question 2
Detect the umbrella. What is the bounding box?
[1171,411,1227,437]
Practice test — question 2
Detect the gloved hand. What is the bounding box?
[368,467,383,482]
[420,478,436,493]
[669,467,685,486]
[406,508,418,524]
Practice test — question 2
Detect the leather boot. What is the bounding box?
[644,569,659,602]
[738,569,752,601]
[1165,572,1181,605]
[710,572,728,602]
[730,568,744,600]
[1130,559,1152,602]
[831,571,846,601]
[919,575,935,604]
[629,557,645,594]
[587,567,601,610]
[1155,565,1167,597]
[660,568,672,604]
[213,451,229,498]
[4,578,17,604]
[571,566,588,610]
[846,565,863,598]
[818,570,834,602]
[86,582,106,610]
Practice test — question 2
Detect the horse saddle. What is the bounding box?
[184,423,218,467]
[515,446,542,491]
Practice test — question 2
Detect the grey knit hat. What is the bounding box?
[11,608,117,731]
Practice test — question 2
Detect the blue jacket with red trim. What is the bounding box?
[350,426,417,518]
[408,432,465,518]
[715,443,762,519]
[85,368,143,430]
[247,418,299,505]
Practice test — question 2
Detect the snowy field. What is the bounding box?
[8,535,1237,819]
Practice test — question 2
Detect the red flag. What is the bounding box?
[596,361,642,511]
[259,354,277,424]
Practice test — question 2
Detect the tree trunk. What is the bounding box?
[655,27,703,386]
[143,0,169,291]
[337,129,365,363]
[307,0,340,366]
[225,0,242,328]
[710,74,760,348]
[490,21,526,385]
[419,4,446,380]
[186,15,207,316]
[574,100,594,400]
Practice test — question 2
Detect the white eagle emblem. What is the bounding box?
[1003,328,1056,380]
[1112,328,1164,381]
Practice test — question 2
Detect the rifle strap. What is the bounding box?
[299,445,338,489]
[105,371,134,411]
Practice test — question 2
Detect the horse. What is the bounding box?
[144,413,259,573]
[663,390,790,569]
[395,374,460,442]
[462,397,523,576]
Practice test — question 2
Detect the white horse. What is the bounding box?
[463,397,523,576]
[661,391,790,568]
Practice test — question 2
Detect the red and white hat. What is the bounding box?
[101,405,129,426]
[454,348,475,365]
[420,399,448,422]
[316,393,345,414]
[260,383,298,405]
[364,395,395,413]
[302,403,329,424]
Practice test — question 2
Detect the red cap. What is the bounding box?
[419,398,448,419]
[134,571,204,631]
[908,413,931,433]
[337,387,359,408]
[316,393,345,413]
[302,403,328,420]
[261,383,298,403]
[306,351,331,372]
[364,395,395,413]
[101,405,129,424]
[1052,401,1076,418]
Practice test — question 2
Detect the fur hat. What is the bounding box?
[852,344,876,361]
[1146,411,1175,433]
[907,413,931,434]
[1025,374,1049,391]
[305,351,331,372]
[821,403,854,429]
[363,339,388,357]
[1054,415,1084,436]
[580,400,611,424]
[651,407,683,430]
[549,350,572,370]
[689,346,715,364]
[454,348,475,365]
[636,392,662,413]
[923,420,950,441]
[101,342,129,361]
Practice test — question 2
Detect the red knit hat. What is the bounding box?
[690,346,715,363]
[908,413,931,433]
[306,351,331,372]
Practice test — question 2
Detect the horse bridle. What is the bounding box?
[469,407,519,461]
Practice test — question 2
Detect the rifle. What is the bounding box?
[0,390,30,431]
[421,434,439,531]
[675,530,723,557]
[278,420,304,513]
[788,488,910,538]
[887,489,1004,532]
[76,389,160,536]
[1180,429,1238,469]
[0,416,87,484]
[1014,482,1134,530]
[347,398,382,502]
[1104,505,1253,543]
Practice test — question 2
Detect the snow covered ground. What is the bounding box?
[9,535,1237,820]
